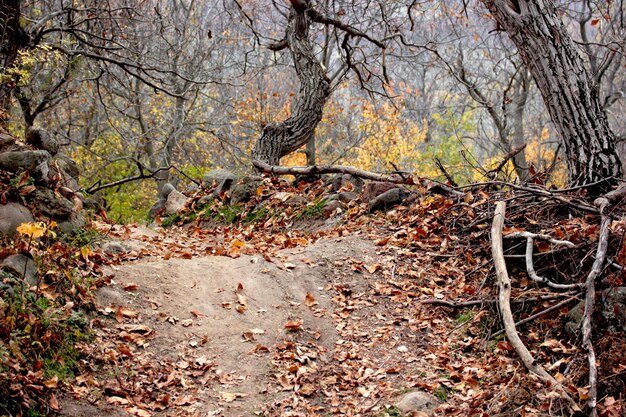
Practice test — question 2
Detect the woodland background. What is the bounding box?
[2,0,624,220]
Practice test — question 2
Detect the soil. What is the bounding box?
[59,226,393,416]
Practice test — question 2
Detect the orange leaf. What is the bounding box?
[191,309,206,318]
[284,320,303,331]
[304,292,318,307]
[49,394,60,411]
[43,376,58,389]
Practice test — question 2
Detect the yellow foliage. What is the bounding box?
[16,222,47,239]
[525,128,567,187]
[342,101,428,172]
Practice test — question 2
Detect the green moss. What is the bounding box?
[297,198,326,219]
[434,385,449,401]
[381,406,404,416]
[454,310,474,325]
[161,213,181,227]
[216,205,241,223]
[60,227,101,246]
[245,207,270,223]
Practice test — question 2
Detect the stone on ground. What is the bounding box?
[395,390,439,415]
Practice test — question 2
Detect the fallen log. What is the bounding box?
[252,160,465,199]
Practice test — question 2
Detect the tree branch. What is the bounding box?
[85,166,174,194]
[580,196,612,416]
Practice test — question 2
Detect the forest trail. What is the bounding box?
[58,223,448,417]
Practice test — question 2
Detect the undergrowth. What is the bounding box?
[0,221,101,416]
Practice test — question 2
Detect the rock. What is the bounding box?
[28,188,74,219]
[0,203,34,237]
[230,180,262,205]
[368,188,413,211]
[0,149,51,177]
[331,174,364,193]
[148,198,166,218]
[57,214,86,234]
[26,127,60,155]
[211,177,234,199]
[337,191,358,203]
[159,183,176,199]
[54,153,80,180]
[323,200,346,218]
[165,190,188,215]
[203,169,237,186]
[361,181,397,201]
[52,154,80,191]
[185,184,200,194]
[602,287,626,332]
[101,242,127,254]
[285,195,308,207]
[565,301,583,336]
[395,391,439,415]
[81,193,105,211]
[0,132,16,150]
[2,254,38,286]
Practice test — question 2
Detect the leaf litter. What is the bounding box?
[43,177,626,416]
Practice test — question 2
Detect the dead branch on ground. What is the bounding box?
[491,201,581,412]
[504,231,582,290]
[420,293,577,308]
[486,144,527,178]
[580,195,613,417]
[253,160,465,199]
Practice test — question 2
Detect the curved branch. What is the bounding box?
[491,201,581,412]
[307,9,385,49]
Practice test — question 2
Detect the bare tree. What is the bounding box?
[483,0,622,192]
[247,0,386,167]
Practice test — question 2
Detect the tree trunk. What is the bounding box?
[506,70,530,182]
[483,0,622,192]
[305,133,316,166]
[0,0,30,129]
[252,5,330,167]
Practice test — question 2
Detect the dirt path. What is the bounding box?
[61,226,407,416]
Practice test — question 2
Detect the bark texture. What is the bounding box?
[483,0,622,191]
[0,0,30,128]
[252,5,330,167]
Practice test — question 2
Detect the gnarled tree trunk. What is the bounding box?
[483,0,622,192]
[0,0,30,129]
[252,3,330,167]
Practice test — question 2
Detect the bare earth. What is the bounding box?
[61,225,408,416]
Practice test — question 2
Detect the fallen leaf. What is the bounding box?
[304,292,318,307]
[284,320,303,331]
[43,376,58,389]
[125,406,152,417]
[191,309,206,318]
[49,394,60,411]
[220,392,247,402]
[108,396,130,405]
